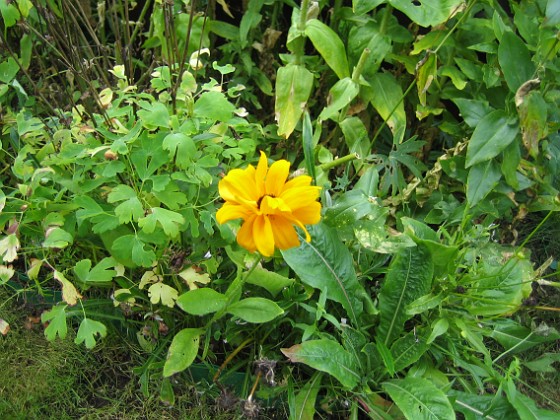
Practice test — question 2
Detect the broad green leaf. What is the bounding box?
[282,339,362,389]
[376,340,395,376]
[43,227,73,249]
[148,283,179,308]
[293,373,322,420]
[151,181,188,210]
[305,19,349,79]
[449,390,518,420]
[114,197,144,224]
[177,288,227,315]
[137,101,170,128]
[505,381,558,420]
[348,23,391,80]
[163,328,203,377]
[490,319,560,354]
[227,297,284,323]
[524,353,560,373]
[466,160,502,208]
[427,318,449,344]
[0,0,20,28]
[275,64,314,138]
[245,267,295,297]
[138,207,185,237]
[382,378,454,419]
[0,57,19,83]
[53,270,82,306]
[545,0,560,26]
[465,110,519,168]
[518,90,547,159]
[365,73,406,144]
[41,304,68,341]
[74,257,117,285]
[391,328,430,372]
[498,31,535,93]
[194,91,236,122]
[353,0,385,15]
[378,244,433,346]
[74,318,107,349]
[319,78,360,121]
[162,133,196,168]
[282,223,366,326]
[340,117,370,163]
[405,293,444,316]
[451,98,493,128]
[388,0,464,27]
[112,235,156,267]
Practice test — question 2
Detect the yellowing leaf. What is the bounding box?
[0,264,15,285]
[148,283,179,308]
[0,234,20,262]
[0,318,10,335]
[54,270,82,306]
[139,270,162,289]
[178,266,211,290]
[27,258,43,280]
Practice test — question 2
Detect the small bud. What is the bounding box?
[104,150,118,160]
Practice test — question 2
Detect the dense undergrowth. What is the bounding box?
[1,0,560,418]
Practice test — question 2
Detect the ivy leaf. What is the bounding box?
[74,318,107,349]
[54,270,82,306]
[74,257,117,285]
[148,283,179,308]
[41,304,68,341]
[139,207,185,237]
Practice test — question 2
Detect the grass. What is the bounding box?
[0,289,259,419]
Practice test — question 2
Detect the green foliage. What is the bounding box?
[2,0,560,418]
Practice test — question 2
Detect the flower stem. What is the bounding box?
[318,153,360,171]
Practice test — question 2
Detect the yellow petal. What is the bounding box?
[237,215,257,253]
[253,215,275,257]
[260,195,291,215]
[216,203,253,224]
[219,166,259,203]
[255,151,268,197]
[282,175,313,193]
[292,201,322,225]
[265,159,290,196]
[280,185,321,210]
[270,216,300,250]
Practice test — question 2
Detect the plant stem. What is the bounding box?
[319,153,360,171]
[352,48,371,83]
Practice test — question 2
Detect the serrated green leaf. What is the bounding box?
[107,184,137,202]
[465,110,519,168]
[282,223,366,326]
[305,19,349,79]
[382,378,455,419]
[112,235,156,267]
[162,133,196,169]
[74,318,107,349]
[163,328,203,377]
[177,288,227,315]
[282,339,361,389]
[275,64,314,138]
[41,304,68,341]
[114,197,144,224]
[74,257,117,285]
[137,101,170,128]
[227,297,284,323]
[378,245,433,346]
[139,207,185,237]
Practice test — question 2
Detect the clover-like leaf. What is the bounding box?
[74,318,108,349]
[148,283,179,308]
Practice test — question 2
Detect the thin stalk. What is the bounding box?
[213,337,254,383]
[379,5,393,35]
[352,48,371,83]
[319,153,360,171]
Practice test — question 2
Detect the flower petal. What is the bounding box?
[270,216,300,250]
[216,203,253,224]
[237,215,257,253]
[255,151,268,197]
[282,175,313,193]
[253,215,275,257]
[219,165,259,203]
[260,195,291,215]
[280,185,321,210]
[265,159,290,197]
[291,201,322,225]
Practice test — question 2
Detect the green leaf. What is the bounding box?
[449,390,518,420]
[376,340,395,376]
[139,207,185,237]
[416,53,437,107]
[194,91,236,122]
[148,283,179,308]
[518,90,547,159]
[451,98,492,128]
[524,353,560,373]
[107,184,137,202]
[347,23,391,80]
[41,304,68,341]
[0,57,19,83]
[377,244,433,346]
[391,328,431,372]
[137,101,170,128]
[114,197,144,224]
[505,382,558,420]
[465,110,519,168]
[163,328,203,377]
[275,64,314,138]
[365,72,406,144]
[74,318,107,349]
[177,288,227,315]
[319,78,360,121]
[282,339,362,389]
[42,227,73,249]
[340,117,371,163]
[226,297,284,323]
[0,0,20,28]
[466,160,502,208]
[352,0,385,15]
[305,19,349,79]
[545,0,560,26]
[382,378,455,419]
[294,373,322,420]
[490,319,560,354]
[74,257,117,285]
[498,31,535,93]
[162,133,196,169]
[388,0,464,27]
[282,223,366,326]
[245,267,295,297]
[112,235,156,267]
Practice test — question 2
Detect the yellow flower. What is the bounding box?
[216,151,321,257]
